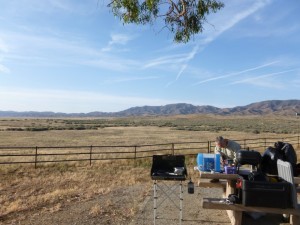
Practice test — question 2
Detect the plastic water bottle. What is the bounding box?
[188,178,194,194]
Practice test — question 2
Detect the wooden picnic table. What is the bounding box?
[197,170,300,225]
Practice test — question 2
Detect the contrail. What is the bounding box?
[174,44,199,81]
[176,64,188,81]
[192,61,280,86]
[166,45,199,88]
[167,0,271,87]
[230,69,297,85]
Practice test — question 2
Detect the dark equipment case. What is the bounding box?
[236,150,262,166]
[241,179,293,209]
[236,149,294,209]
[151,154,187,181]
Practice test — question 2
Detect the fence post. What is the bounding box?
[89,145,93,166]
[207,141,210,153]
[134,146,137,167]
[264,138,267,149]
[171,143,174,155]
[35,146,38,169]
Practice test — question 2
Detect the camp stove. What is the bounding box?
[151,154,187,225]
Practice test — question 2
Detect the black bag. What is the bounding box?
[275,141,297,165]
[262,142,298,175]
[236,150,261,166]
[247,171,267,182]
[261,147,283,175]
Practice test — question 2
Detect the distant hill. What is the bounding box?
[0,100,299,117]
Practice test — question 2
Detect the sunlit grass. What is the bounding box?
[0,115,299,223]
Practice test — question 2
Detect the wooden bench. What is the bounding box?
[202,198,300,225]
[197,179,227,188]
[197,171,239,190]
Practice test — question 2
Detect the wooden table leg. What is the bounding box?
[228,210,242,225]
[224,180,242,225]
[291,214,300,225]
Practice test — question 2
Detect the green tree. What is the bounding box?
[108,0,224,43]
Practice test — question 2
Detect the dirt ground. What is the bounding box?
[131,182,290,225]
[1,180,291,225]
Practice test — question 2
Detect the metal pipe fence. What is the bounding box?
[0,135,299,168]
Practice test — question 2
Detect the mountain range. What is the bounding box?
[0,100,299,117]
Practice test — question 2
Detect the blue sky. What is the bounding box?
[0,0,299,113]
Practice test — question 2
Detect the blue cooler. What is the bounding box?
[197,153,221,172]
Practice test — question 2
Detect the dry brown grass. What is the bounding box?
[0,161,150,223]
[1,125,295,147]
[0,116,299,224]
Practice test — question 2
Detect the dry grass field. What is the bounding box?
[1,115,299,224]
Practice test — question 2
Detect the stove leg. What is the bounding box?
[153,180,157,225]
[180,181,183,225]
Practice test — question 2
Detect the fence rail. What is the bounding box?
[0,135,299,168]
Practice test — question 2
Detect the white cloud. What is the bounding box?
[0,64,10,73]
[241,79,283,89]
[105,76,159,84]
[143,52,193,69]
[48,0,74,12]
[0,29,143,71]
[101,33,136,52]
[236,23,300,39]
[0,88,173,113]
[84,57,140,72]
[4,0,92,15]
[109,33,135,45]
[0,38,9,52]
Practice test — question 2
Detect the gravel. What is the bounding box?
[2,181,290,225]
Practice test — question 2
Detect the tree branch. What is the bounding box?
[177,0,187,18]
[168,0,186,18]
